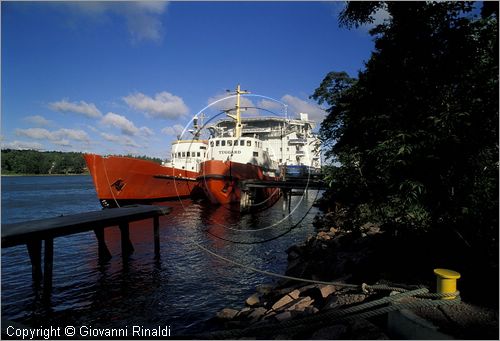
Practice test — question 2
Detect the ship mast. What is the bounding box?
[227,84,250,138]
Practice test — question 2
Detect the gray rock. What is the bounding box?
[318,284,338,298]
[275,311,292,322]
[271,294,294,311]
[216,308,239,320]
[245,293,261,307]
[248,307,268,321]
[288,289,300,299]
[271,289,301,310]
[304,306,319,315]
[236,307,252,318]
[288,296,314,312]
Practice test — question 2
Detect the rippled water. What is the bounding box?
[1,175,321,335]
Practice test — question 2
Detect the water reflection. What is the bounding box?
[1,176,321,334]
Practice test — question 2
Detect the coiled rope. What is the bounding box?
[183,288,461,339]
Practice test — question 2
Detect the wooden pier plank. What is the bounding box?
[1,205,171,248]
[241,179,325,190]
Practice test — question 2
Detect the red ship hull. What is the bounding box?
[84,154,200,208]
[198,160,280,209]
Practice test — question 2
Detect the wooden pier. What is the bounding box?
[1,204,171,298]
[239,178,325,212]
[240,178,325,191]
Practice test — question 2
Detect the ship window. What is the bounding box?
[200,146,207,149]
[210,141,214,147]
[253,152,258,157]
[246,140,251,146]
[280,147,282,151]
[216,140,220,146]
[221,140,226,146]
[178,152,181,157]
[227,140,232,146]
[240,140,245,146]
[234,140,238,145]
[182,152,185,157]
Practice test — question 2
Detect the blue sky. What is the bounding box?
[2,1,379,158]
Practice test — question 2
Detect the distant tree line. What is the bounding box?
[1,149,162,175]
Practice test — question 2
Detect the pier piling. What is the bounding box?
[119,222,135,258]
[94,228,112,261]
[154,216,160,259]
[43,238,54,296]
[2,205,171,301]
[26,240,42,286]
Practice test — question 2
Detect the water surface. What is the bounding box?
[1,175,320,335]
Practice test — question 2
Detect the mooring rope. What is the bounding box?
[190,239,359,288]
[102,156,121,208]
[182,287,461,339]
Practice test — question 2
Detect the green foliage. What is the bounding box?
[313,2,498,255]
[1,150,164,174]
[1,149,88,175]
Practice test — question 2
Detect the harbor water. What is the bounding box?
[1,175,321,335]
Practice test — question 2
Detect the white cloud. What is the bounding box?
[256,99,286,115]
[15,128,90,142]
[66,2,168,44]
[161,124,184,136]
[207,93,259,116]
[120,2,168,44]
[281,95,327,122]
[23,115,52,126]
[53,139,72,147]
[124,92,189,119]
[15,128,53,140]
[140,126,154,137]
[49,99,102,118]
[56,128,90,142]
[1,140,44,150]
[101,112,139,135]
[100,132,140,148]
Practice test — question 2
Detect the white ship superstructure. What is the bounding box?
[208,113,321,171]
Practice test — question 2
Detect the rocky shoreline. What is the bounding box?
[208,223,499,339]
[209,225,391,339]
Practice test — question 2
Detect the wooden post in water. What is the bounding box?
[43,238,54,298]
[94,228,112,261]
[26,240,42,286]
[119,222,134,258]
[154,216,160,259]
[288,189,292,213]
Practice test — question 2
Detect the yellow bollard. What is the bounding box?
[434,268,461,300]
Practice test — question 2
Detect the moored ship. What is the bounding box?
[85,118,207,208]
[198,85,321,211]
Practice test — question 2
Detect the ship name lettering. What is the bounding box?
[219,150,241,154]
